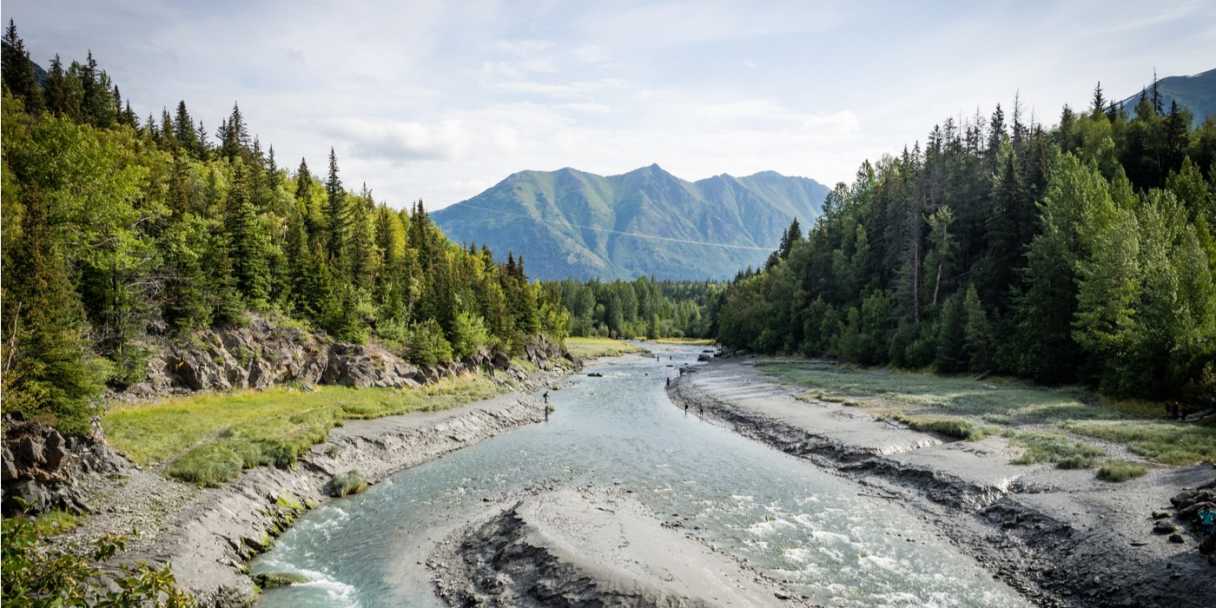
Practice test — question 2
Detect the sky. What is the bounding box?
[5,1,1215,210]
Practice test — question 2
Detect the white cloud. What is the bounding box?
[5,0,1212,211]
[323,118,471,163]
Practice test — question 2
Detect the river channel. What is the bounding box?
[255,344,1028,608]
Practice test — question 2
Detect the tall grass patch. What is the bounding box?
[104,375,501,486]
[1063,421,1216,466]
[564,337,644,359]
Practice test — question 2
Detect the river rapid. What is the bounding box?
[254,344,1029,608]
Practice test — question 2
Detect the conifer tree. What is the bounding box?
[2,191,108,432]
[325,148,346,264]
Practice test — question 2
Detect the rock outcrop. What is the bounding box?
[121,316,577,400]
[321,343,424,388]
[1,419,126,516]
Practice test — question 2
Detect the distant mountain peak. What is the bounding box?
[432,166,828,280]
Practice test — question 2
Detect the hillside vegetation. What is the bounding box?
[717,84,1216,403]
[0,23,569,436]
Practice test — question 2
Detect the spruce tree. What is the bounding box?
[325,148,346,264]
[3,192,108,433]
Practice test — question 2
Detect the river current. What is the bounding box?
[254,344,1028,608]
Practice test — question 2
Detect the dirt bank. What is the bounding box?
[430,485,799,607]
[63,366,570,607]
[668,357,1216,608]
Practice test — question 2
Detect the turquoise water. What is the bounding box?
[254,344,1028,607]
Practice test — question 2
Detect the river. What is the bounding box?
[254,344,1029,607]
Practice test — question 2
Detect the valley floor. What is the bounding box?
[57,363,572,606]
[668,356,1216,607]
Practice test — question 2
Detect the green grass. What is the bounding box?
[1063,420,1216,466]
[755,361,1157,425]
[890,413,991,440]
[104,374,501,486]
[564,337,644,360]
[1004,430,1106,468]
[1096,460,1149,482]
[652,337,715,346]
[31,509,80,537]
[755,360,1208,470]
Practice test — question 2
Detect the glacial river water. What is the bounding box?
[254,344,1029,608]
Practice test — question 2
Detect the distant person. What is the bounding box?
[543,391,550,421]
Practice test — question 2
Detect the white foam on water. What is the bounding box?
[256,562,358,607]
[811,529,852,545]
[746,517,796,537]
[784,547,812,563]
[859,554,901,573]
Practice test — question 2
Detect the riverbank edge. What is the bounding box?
[667,363,1214,608]
[90,361,576,607]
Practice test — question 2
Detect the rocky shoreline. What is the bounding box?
[667,358,1216,608]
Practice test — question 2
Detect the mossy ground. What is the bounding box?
[104,374,501,486]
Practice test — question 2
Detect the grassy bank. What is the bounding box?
[104,375,501,486]
[652,337,715,346]
[756,360,1216,476]
[564,337,645,360]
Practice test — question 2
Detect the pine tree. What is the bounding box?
[2,20,44,113]
[962,284,994,371]
[1091,82,1106,118]
[224,163,269,307]
[44,55,68,115]
[174,101,199,155]
[325,148,346,264]
[935,292,966,372]
[2,191,108,432]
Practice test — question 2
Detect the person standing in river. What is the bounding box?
[543,391,550,421]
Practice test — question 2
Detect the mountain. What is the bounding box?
[1118,67,1216,127]
[432,165,829,280]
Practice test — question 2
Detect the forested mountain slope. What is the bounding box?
[715,89,1216,401]
[0,22,568,435]
[432,165,828,280]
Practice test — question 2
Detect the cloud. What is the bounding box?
[323,118,470,163]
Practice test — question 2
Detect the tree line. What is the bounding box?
[1,22,569,434]
[716,81,1216,402]
[545,278,721,339]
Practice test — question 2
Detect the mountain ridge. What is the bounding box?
[1118,67,1216,127]
[432,164,828,280]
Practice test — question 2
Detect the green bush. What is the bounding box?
[406,319,453,366]
[451,311,492,359]
[1007,431,1104,468]
[892,414,989,440]
[1096,460,1148,482]
[1,516,196,606]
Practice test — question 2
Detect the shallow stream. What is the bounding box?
[255,344,1028,607]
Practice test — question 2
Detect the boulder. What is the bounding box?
[1,419,127,516]
[322,343,423,388]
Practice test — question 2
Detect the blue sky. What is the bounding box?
[5,1,1214,208]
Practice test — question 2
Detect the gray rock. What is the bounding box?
[1153,520,1177,535]
[322,343,423,388]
